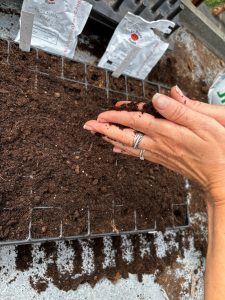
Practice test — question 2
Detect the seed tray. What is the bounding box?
[86,0,182,30]
[0,40,190,246]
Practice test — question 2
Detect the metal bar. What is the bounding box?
[19,11,34,52]
[105,70,109,100]
[0,222,191,247]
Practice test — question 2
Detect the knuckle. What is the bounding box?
[101,123,112,136]
[190,100,202,108]
[146,116,154,130]
[127,148,134,155]
[128,114,137,128]
[169,105,187,122]
[122,129,133,146]
[174,147,185,160]
[201,120,224,139]
[103,123,111,131]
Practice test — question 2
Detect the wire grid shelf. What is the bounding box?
[0,40,191,246]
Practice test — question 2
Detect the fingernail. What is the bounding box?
[113,147,122,153]
[152,93,169,109]
[152,93,161,101]
[175,85,184,97]
[83,124,94,131]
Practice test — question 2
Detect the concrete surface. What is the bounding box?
[0,212,206,299]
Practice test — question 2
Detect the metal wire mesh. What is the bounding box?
[0,40,190,246]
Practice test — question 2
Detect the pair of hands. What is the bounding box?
[84,86,225,207]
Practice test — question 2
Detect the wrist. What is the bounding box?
[206,169,225,207]
[206,177,225,207]
[210,188,225,207]
[212,206,225,236]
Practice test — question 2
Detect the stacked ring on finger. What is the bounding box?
[132,132,144,149]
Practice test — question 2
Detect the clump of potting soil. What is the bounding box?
[115,101,164,118]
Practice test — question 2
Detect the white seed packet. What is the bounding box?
[208,71,225,105]
[21,0,65,14]
[15,0,92,58]
[98,12,175,80]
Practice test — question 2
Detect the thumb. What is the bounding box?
[152,93,213,132]
[170,85,225,127]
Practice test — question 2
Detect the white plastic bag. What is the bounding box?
[208,71,225,105]
[15,0,92,58]
[98,12,175,80]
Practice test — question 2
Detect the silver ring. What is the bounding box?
[132,132,144,149]
[139,149,145,161]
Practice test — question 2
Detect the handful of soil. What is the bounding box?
[115,100,164,119]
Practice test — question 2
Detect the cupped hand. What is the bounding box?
[84,91,225,206]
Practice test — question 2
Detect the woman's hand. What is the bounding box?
[84,85,225,299]
[84,88,225,206]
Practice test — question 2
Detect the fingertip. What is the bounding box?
[175,85,184,97]
[170,86,177,98]
[152,93,162,102]
[83,120,96,128]
[83,120,98,132]
[83,124,93,131]
[113,147,122,153]
[97,117,106,123]
[115,101,130,107]
[170,86,189,105]
[97,112,109,123]
[98,109,120,122]
[152,93,169,110]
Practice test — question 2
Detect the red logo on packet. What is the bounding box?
[131,33,139,41]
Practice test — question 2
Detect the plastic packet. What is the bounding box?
[208,71,225,105]
[15,0,92,59]
[21,0,65,14]
[98,12,175,80]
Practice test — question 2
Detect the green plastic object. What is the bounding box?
[205,0,225,7]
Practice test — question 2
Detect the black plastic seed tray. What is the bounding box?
[86,0,182,30]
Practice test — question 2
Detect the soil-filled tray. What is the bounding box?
[0,42,189,243]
